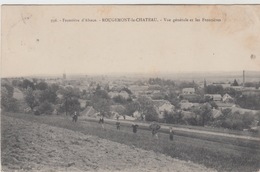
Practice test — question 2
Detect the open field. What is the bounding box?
[2,112,260,172]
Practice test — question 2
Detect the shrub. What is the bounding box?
[236,95,260,110]
[38,101,53,115]
[59,97,81,115]
[113,95,127,104]
[24,88,38,110]
[144,106,158,122]
[220,111,255,130]
[1,85,19,112]
[1,97,19,112]
[164,110,184,124]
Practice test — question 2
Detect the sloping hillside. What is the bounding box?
[1,116,215,172]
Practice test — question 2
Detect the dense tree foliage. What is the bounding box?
[87,85,112,116]
[1,84,19,112]
[136,96,158,121]
[220,111,254,130]
[164,111,182,124]
[22,79,35,90]
[236,95,260,110]
[38,101,53,115]
[232,79,239,86]
[58,86,81,115]
[178,81,198,90]
[12,79,23,87]
[124,101,140,116]
[39,85,58,104]
[59,97,80,115]
[165,91,180,109]
[24,87,39,110]
[121,87,132,95]
[244,82,260,89]
[223,88,242,98]
[112,95,128,104]
[148,78,175,86]
[35,81,48,90]
[205,85,224,95]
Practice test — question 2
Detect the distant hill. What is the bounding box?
[140,71,260,83]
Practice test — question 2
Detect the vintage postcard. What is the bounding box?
[1,5,260,172]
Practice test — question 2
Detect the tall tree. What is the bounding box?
[137,96,158,121]
[24,87,38,110]
[89,85,111,115]
[22,79,35,90]
[232,79,239,86]
[36,81,48,90]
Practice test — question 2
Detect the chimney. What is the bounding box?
[243,70,245,87]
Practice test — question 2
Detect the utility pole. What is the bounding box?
[243,70,245,88]
[65,97,67,116]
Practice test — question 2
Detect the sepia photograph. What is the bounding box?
[1,4,260,172]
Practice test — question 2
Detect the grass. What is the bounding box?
[3,112,260,172]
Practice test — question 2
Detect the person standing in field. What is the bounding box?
[99,112,105,129]
[132,123,139,133]
[116,113,120,120]
[149,121,161,139]
[169,127,174,141]
[116,120,120,130]
[72,111,78,122]
[141,114,144,121]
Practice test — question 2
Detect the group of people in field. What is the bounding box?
[72,111,175,140]
[113,115,175,140]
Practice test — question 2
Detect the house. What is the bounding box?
[152,100,175,119]
[242,89,260,96]
[250,120,259,131]
[182,88,195,95]
[108,91,129,99]
[108,91,118,98]
[215,102,235,110]
[180,94,201,102]
[180,100,199,110]
[78,99,87,108]
[221,84,232,89]
[129,85,149,96]
[230,107,259,115]
[212,108,223,119]
[181,111,196,120]
[80,106,98,118]
[110,85,125,92]
[222,93,234,103]
[205,94,222,101]
[151,91,166,100]
[231,86,243,91]
[212,94,222,101]
[13,88,24,100]
[133,111,142,118]
[119,91,130,99]
[212,83,231,89]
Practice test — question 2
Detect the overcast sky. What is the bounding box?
[2,5,260,77]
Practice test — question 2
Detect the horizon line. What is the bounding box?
[2,70,260,78]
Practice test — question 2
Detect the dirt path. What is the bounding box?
[90,117,260,141]
[1,116,216,172]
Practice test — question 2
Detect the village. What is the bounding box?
[2,71,260,132]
